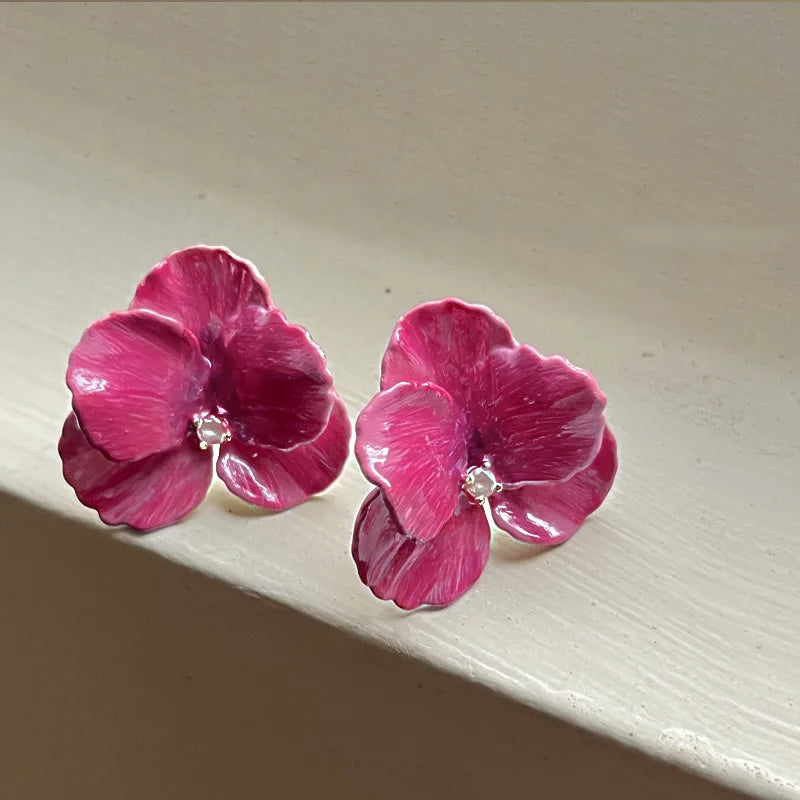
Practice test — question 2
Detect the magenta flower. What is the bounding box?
[353,298,617,609]
[59,246,349,531]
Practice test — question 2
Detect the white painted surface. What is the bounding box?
[0,4,798,796]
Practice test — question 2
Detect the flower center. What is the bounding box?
[192,412,232,450]
[462,465,502,503]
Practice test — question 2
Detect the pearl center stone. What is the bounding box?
[193,413,232,450]
[463,465,501,502]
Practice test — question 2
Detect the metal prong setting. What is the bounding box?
[192,412,232,450]
[462,465,502,503]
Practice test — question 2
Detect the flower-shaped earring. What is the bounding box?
[352,298,617,609]
[59,245,350,531]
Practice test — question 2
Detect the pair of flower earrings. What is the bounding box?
[60,246,617,610]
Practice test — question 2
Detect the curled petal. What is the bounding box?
[59,413,213,532]
[352,489,491,610]
[355,382,467,542]
[130,245,271,360]
[490,426,617,545]
[224,306,334,449]
[217,396,350,510]
[380,298,515,412]
[67,310,210,462]
[475,345,606,484]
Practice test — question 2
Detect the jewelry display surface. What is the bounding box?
[1,5,798,798]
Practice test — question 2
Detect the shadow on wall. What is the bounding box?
[0,492,754,800]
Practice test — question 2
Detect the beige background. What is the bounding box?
[1,4,798,798]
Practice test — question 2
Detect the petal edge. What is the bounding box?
[217,395,350,510]
[380,297,516,414]
[490,425,617,545]
[224,306,334,449]
[67,310,210,462]
[475,344,607,484]
[130,245,272,359]
[59,413,213,532]
[352,489,491,609]
[354,382,467,542]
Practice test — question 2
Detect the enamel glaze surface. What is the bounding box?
[380,298,516,409]
[67,310,210,462]
[355,381,467,542]
[473,345,607,485]
[352,489,491,610]
[217,397,351,510]
[3,5,799,796]
[59,413,214,531]
[222,305,334,449]
[130,245,272,352]
[491,427,618,545]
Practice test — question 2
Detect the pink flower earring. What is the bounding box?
[352,298,617,609]
[59,245,350,531]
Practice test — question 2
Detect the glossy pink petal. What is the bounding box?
[130,245,271,359]
[67,310,210,462]
[224,306,334,449]
[490,426,617,545]
[380,298,515,411]
[474,345,606,484]
[59,413,213,532]
[355,382,467,542]
[216,395,350,510]
[352,489,491,609]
